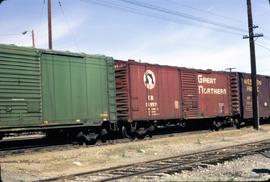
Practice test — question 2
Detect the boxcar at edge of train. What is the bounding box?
[0,44,117,144]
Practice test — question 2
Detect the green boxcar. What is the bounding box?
[0,44,117,137]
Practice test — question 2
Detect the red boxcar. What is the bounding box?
[115,60,182,122]
[115,60,233,123]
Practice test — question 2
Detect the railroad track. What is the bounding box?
[38,139,270,182]
[0,136,72,156]
[2,121,267,156]
[0,125,218,157]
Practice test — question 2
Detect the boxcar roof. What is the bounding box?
[115,59,231,74]
[0,44,112,60]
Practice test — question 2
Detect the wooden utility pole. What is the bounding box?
[48,0,53,49]
[22,30,35,48]
[31,30,35,48]
[244,0,263,130]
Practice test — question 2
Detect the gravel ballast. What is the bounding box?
[1,125,270,181]
[158,153,270,181]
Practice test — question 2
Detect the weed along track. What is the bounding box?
[38,139,270,182]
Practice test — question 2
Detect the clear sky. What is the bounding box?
[0,0,269,74]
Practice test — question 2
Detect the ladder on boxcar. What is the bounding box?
[230,73,240,116]
[115,63,129,121]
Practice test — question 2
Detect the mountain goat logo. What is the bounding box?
[144,70,155,90]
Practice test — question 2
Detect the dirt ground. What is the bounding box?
[1,125,270,181]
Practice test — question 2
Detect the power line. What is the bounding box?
[118,0,247,33]
[118,0,270,53]
[166,0,245,24]
[58,0,80,52]
[256,0,270,5]
[80,0,245,37]
[0,34,21,37]
[258,39,270,48]
[82,0,193,23]
[58,0,270,55]
[37,0,46,29]
[256,42,270,51]
[31,0,46,48]
[263,36,270,41]
[80,0,166,19]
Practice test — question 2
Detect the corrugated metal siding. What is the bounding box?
[0,45,42,127]
[181,70,199,118]
[115,61,130,121]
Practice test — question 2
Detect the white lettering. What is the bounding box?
[198,85,227,95]
[198,75,217,84]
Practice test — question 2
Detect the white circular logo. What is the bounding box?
[144,70,155,90]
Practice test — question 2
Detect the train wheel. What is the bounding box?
[85,133,98,145]
[76,131,98,145]
[85,138,97,145]
[121,126,135,140]
[147,125,155,139]
[137,131,146,140]
[233,119,241,129]
[136,127,147,140]
[75,132,85,145]
[99,128,108,143]
[212,121,222,131]
[137,134,146,140]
